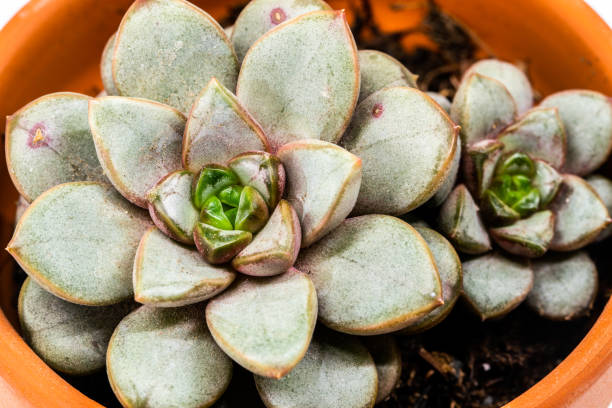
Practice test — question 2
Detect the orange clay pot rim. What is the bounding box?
[0,1,611,408]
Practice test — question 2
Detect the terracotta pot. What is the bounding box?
[0,0,611,407]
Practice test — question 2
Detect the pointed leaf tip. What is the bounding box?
[237,10,359,149]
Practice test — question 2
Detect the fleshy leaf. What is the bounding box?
[363,335,402,404]
[107,305,232,408]
[527,252,598,320]
[182,78,269,173]
[497,108,566,169]
[235,186,270,233]
[464,139,504,198]
[464,59,533,114]
[134,227,235,306]
[254,330,377,408]
[6,93,106,202]
[101,33,119,95]
[113,0,238,113]
[532,159,563,206]
[236,10,359,150]
[462,253,534,320]
[540,90,612,175]
[194,223,252,264]
[296,215,442,335]
[489,210,555,258]
[548,174,611,251]
[89,96,185,208]
[451,73,517,146]
[401,227,462,334]
[192,165,239,209]
[586,174,612,241]
[224,24,233,37]
[427,92,451,113]
[438,185,491,254]
[232,200,301,276]
[219,185,244,208]
[201,196,234,231]
[7,182,152,305]
[206,268,317,378]
[18,278,134,375]
[147,170,199,244]
[480,190,521,224]
[343,87,458,215]
[358,49,417,102]
[277,140,362,247]
[429,139,462,207]
[228,151,285,209]
[231,0,331,62]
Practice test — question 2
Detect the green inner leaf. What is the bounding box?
[218,185,243,207]
[201,197,234,231]
[485,153,541,219]
[193,165,239,209]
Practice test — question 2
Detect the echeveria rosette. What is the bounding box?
[3,1,458,406]
[442,59,612,321]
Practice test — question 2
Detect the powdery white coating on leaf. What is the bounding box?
[527,252,598,320]
[464,59,533,115]
[224,24,233,37]
[429,140,461,207]
[426,92,451,113]
[540,90,612,175]
[89,96,185,208]
[362,335,401,404]
[451,73,517,146]
[7,182,152,305]
[254,330,377,408]
[548,174,611,251]
[343,87,458,215]
[231,0,331,63]
[18,278,134,375]
[183,78,269,172]
[401,227,462,334]
[438,185,491,254]
[107,305,232,408]
[278,139,362,247]
[147,170,199,244]
[532,159,563,206]
[228,151,285,210]
[358,50,418,103]
[133,228,235,307]
[232,200,301,276]
[490,211,555,258]
[462,253,534,320]
[6,93,106,202]
[206,269,317,379]
[237,10,359,150]
[586,174,612,241]
[296,215,442,335]
[101,33,119,96]
[497,107,566,170]
[113,0,238,113]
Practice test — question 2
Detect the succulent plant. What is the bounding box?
[441,59,611,320]
[5,0,612,407]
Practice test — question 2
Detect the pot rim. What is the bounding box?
[0,0,611,407]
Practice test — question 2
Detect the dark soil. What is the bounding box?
[10,1,612,407]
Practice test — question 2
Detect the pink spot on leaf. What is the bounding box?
[270,8,287,25]
[372,103,384,118]
[27,123,50,149]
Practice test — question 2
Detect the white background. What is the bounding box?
[0,0,611,29]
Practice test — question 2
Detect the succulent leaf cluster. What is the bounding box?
[5,1,612,407]
[441,59,612,320]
